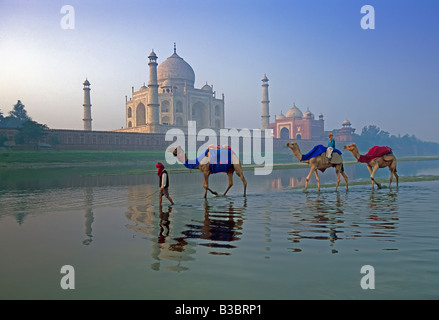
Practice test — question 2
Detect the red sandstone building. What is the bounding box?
[270,103,325,140]
[268,102,355,144]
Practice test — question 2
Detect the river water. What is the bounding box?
[0,160,438,299]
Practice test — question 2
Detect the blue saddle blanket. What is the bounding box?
[184,147,233,173]
[209,148,232,173]
[301,144,342,161]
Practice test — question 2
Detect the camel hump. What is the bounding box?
[383,154,395,161]
[329,152,343,164]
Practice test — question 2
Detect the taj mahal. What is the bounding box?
[1,44,355,151]
[81,44,353,140]
[74,44,354,149]
[113,44,225,134]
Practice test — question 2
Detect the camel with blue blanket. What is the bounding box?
[286,142,349,192]
[167,145,247,198]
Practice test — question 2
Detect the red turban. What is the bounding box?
[156,162,164,177]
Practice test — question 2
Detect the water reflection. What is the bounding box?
[365,189,399,242]
[151,205,193,272]
[125,203,195,272]
[288,192,346,253]
[271,175,308,189]
[82,187,94,245]
[183,198,246,255]
[287,188,400,253]
[122,196,248,272]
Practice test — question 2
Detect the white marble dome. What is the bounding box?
[157,52,195,87]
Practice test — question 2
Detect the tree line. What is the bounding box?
[354,125,439,156]
[0,100,49,148]
[2,100,439,155]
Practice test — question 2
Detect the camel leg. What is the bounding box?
[389,167,394,188]
[314,169,321,192]
[389,169,399,188]
[371,164,381,189]
[224,172,233,196]
[203,173,208,198]
[335,166,341,191]
[234,169,247,197]
[366,164,374,188]
[341,171,349,191]
[203,172,217,198]
[392,159,399,188]
[304,166,315,192]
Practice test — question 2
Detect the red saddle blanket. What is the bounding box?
[358,146,392,163]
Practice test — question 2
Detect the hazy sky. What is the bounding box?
[1,0,438,142]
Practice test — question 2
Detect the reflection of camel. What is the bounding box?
[344,143,398,189]
[183,198,246,255]
[168,145,247,198]
[286,142,348,191]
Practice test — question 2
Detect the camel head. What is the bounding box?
[343,143,357,152]
[166,145,186,163]
[166,145,180,156]
[286,141,298,150]
[286,141,302,161]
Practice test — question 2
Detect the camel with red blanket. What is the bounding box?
[167,145,247,198]
[343,143,398,189]
[286,142,348,192]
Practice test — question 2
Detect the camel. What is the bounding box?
[343,143,398,189]
[167,145,247,198]
[286,142,348,192]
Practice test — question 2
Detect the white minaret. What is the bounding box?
[147,50,159,130]
[261,74,270,130]
[83,78,92,131]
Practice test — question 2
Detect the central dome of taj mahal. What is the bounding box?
[157,47,195,88]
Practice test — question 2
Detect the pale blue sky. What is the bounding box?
[1,0,438,141]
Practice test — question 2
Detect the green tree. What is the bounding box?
[15,120,48,146]
[9,100,31,122]
[360,125,381,138]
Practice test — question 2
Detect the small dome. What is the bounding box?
[140,83,147,90]
[83,79,90,86]
[302,108,314,119]
[285,104,303,119]
[276,112,286,120]
[342,119,351,126]
[201,83,213,91]
[319,113,324,118]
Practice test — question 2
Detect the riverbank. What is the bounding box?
[1,150,439,177]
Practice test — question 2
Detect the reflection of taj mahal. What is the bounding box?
[114,44,225,134]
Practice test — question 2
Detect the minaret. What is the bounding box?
[83,78,92,131]
[147,50,159,131]
[261,74,270,130]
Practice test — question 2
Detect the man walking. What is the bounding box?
[156,162,174,206]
